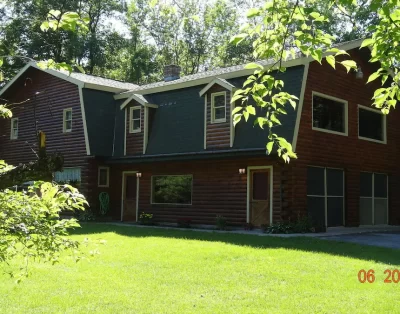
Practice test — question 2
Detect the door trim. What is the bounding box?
[121,171,139,222]
[246,166,273,224]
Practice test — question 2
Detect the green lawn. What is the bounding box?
[1,224,400,313]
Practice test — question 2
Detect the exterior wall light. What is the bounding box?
[239,168,246,174]
[136,172,142,178]
[356,67,364,80]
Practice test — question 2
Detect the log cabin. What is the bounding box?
[1,38,399,230]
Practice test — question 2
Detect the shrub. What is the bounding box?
[177,218,192,228]
[138,212,154,225]
[215,215,227,230]
[263,216,315,234]
[77,209,96,222]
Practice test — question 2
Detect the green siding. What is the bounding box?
[83,89,117,156]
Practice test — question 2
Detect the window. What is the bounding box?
[211,92,226,123]
[360,172,388,225]
[130,106,141,133]
[54,167,81,184]
[63,108,72,133]
[10,118,18,140]
[307,167,345,227]
[98,167,109,187]
[151,175,192,205]
[358,106,386,143]
[312,93,347,135]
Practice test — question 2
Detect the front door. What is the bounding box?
[249,169,270,226]
[122,174,137,221]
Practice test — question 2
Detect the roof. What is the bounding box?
[115,38,363,98]
[120,93,158,109]
[0,62,139,96]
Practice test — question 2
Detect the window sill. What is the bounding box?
[211,119,227,124]
[63,130,72,133]
[358,136,386,144]
[129,129,142,134]
[312,127,348,137]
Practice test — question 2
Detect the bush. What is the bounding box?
[77,209,96,222]
[177,218,192,228]
[244,222,254,231]
[263,216,315,234]
[138,212,154,225]
[215,215,227,230]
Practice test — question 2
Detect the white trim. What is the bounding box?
[230,89,236,147]
[199,78,235,96]
[143,106,149,154]
[78,87,91,155]
[150,174,193,206]
[121,171,139,222]
[292,63,309,151]
[204,94,207,150]
[98,166,110,188]
[357,104,387,144]
[120,93,158,110]
[311,91,349,136]
[124,108,127,156]
[10,117,18,140]
[246,166,274,225]
[115,39,364,98]
[83,83,131,94]
[63,108,73,133]
[129,106,141,134]
[211,91,227,124]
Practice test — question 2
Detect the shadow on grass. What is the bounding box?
[72,222,400,266]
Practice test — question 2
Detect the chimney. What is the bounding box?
[164,64,181,82]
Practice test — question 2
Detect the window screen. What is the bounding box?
[307,167,325,195]
[98,168,109,186]
[152,175,192,204]
[360,172,373,197]
[54,168,81,183]
[313,95,346,133]
[359,108,384,141]
[252,172,269,200]
[326,168,344,196]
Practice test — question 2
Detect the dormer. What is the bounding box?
[120,94,158,155]
[199,78,236,150]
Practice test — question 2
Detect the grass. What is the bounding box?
[1,223,400,313]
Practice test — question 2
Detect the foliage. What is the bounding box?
[215,215,228,230]
[263,216,315,234]
[0,181,87,281]
[76,209,96,222]
[177,218,192,228]
[243,222,254,230]
[138,212,154,225]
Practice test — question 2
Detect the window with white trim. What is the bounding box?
[358,106,386,143]
[130,106,141,133]
[10,118,18,140]
[54,167,81,184]
[312,93,347,135]
[151,175,192,205]
[211,92,226,123]
[63,108,72,133]
[98,167,110,187]
[360,172,388,225]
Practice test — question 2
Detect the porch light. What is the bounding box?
[355,67,364,80]
[239,168,246,174]
[136,172,142,178]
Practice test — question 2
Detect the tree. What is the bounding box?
[231,0,395,162]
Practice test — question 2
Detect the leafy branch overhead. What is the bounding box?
[230,0,368,163]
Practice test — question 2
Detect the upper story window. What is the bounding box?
[130,106,141,133]
[10,118,18,140]
[98,166,110,187]
[63,108,72,133]
[358,106,386,143]
[312,92,348,136]
[211,92,226,123]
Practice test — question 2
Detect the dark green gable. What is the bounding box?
[83,89,118,156]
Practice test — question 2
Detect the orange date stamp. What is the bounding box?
[358,269,400,283]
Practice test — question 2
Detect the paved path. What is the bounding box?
[322,232,400,249]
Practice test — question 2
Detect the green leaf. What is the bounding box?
[243,111,249,121]
[340,60,357,73]
[246,105,256,115]
[326,55,335,69]
[230,33,248,45]
[247,8,260,18]
[266,141,274,154]
[75,64,85,74]
[244,62,264,70]
[367,71,381,83]
[361,38,374,48]
[231,107,243,115]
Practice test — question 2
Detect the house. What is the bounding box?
[1,38,399,229]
